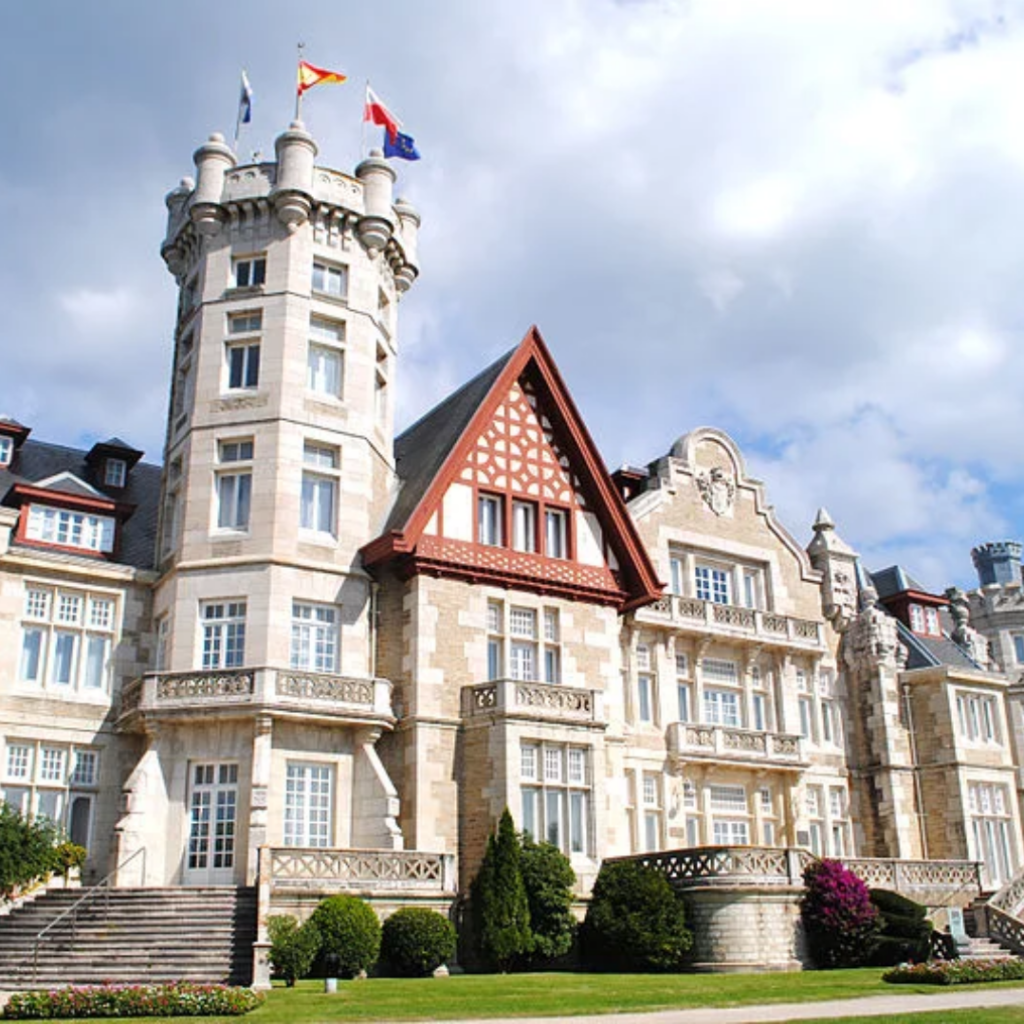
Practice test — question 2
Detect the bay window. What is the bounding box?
[521,742,590,856]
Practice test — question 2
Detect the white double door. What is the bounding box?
[184,762,239,885]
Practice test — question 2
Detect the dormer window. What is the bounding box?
[104,459,126,489]
[909,603,942,636]
[25,505,115,554]
[0,437,11,467]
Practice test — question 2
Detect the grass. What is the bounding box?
[15,970,1024,1023]
[794,1013,1024,1024]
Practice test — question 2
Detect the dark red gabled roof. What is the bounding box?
[362,326,662,610]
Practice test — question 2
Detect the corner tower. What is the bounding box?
[116,123,420,888]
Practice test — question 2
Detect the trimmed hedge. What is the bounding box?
[309,894,381,979]
[582,860,692,972]
[868,888,931,967]
[3,983,263,1019]
[884,958,1024,985]
[381,907,456,977]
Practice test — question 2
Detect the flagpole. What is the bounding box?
[295,41,305,121]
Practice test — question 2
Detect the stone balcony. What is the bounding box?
[462,679,603,726]
[117,668,394,729]
[666,722,807,769]
[636,595,825,652]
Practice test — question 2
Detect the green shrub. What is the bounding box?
[381,907,456,977]
[582,860,692,972]
[868,888,931,966]
[884,958,1024,985]
[520,837,576,964]
[309,894,381,979]
[267,914,320,986]
[0,804,61,899]
[53,841,87,881]
[3,983,263,1019]
[800,859,881,968]
[471,809,532,971]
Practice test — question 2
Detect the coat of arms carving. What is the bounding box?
[696,466,735,516]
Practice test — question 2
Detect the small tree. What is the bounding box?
[800,859,881,968]
[471,808,532,971]
[0,804,61,899]
[520,837,576,964]
[381,907,457,977]
[308,895,381,978]
[267,915,320,986]
[583,860,692,972]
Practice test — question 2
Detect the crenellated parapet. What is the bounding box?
[160,128,420,291]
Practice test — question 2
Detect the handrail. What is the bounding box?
[32,846,146,982]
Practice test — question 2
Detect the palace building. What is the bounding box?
[3,118,1024,979]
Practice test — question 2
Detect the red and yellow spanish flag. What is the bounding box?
[297,60,347,95]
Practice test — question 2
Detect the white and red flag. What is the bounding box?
[364,85,402,141]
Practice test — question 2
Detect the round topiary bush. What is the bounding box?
[308,895,381,979]
[582,860,692,972]
[381,907,457,977]
[267,914,320,986]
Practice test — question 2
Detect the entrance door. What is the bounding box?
[184,763,238,884]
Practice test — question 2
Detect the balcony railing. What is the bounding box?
[264,846,456,895]
[117,668,393,724]
[462,679,602,724]
[638,595,824,649]
[666,722,805,766]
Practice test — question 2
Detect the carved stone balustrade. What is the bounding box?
[666,722,806,769]
[841,858,982,905]
[116,667,394,729]
[637,595,824,652]
[614,846,814,889]
[462,679,602,726]
[265,846,456,896]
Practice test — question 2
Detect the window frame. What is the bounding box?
[290,601,340,674]
[232,255,266,289]
[300,442,340,538]
[200,601,247,670]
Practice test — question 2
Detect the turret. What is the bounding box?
[270,120,318,231]
[392,196,420,292]
[807,507,859,630]
[354,149,396,255]
[971,541,1023,587]
[190,133,236,235]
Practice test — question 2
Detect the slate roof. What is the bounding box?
[0,438,162,571]
[382,348,515,534]
[871,565,930,600]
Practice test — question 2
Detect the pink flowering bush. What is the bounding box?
[3,983,263,1019]
[800,858,881,969]
[884,958,1024,985]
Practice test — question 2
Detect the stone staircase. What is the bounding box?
[0,887,257,989]
[961,896,1019,960]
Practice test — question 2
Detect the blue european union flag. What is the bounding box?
[383,129,421,161]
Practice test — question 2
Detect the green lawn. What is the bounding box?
[794,1013,1024,1024]
[17,971,1024,1024]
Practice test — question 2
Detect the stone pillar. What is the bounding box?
[247,715,273,884]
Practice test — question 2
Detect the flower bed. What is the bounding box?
[3,983,264,1019]
[883,958,1024,985]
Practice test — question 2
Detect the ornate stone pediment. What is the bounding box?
[696,466,735,516]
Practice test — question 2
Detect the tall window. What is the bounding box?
[283,763,333,847]
[2,742,100,846]
[0,436,12,467]
[308,316,345,399]
[232,256,266,288]
[545,508,568,558]
[226,311,261,390]
[20,585,116,693]
[301,443,339,536]
[829,786,850,856]
[709,784,749,844]
[521,743,590,856]
[701,658,740,727]
[215,439,253,531]
[676,653,691,723]
[969,781,1016,888]
[200,602,246,670]
[488,602,560,683]
[797,669,815,742]
[956,691,1000,744]
[155,615,170,672]
[642,773,662,852]
[290,602,339,673]
[478,494,504,546]
[512,501,537,553]
[636,644,653,723]
[1014,635,1024,664]
[806,786,824,855]
[374,344,389,426]
[26,506,115,554]
[312,261,347,298]
[819,671,841,747]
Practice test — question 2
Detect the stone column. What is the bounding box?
[247,715,273,884]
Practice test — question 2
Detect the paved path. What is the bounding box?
[438,987,1024,1024]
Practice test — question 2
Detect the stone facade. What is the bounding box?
[2,118,1023,977]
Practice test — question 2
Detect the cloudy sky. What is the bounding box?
[2,0,1022,589]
